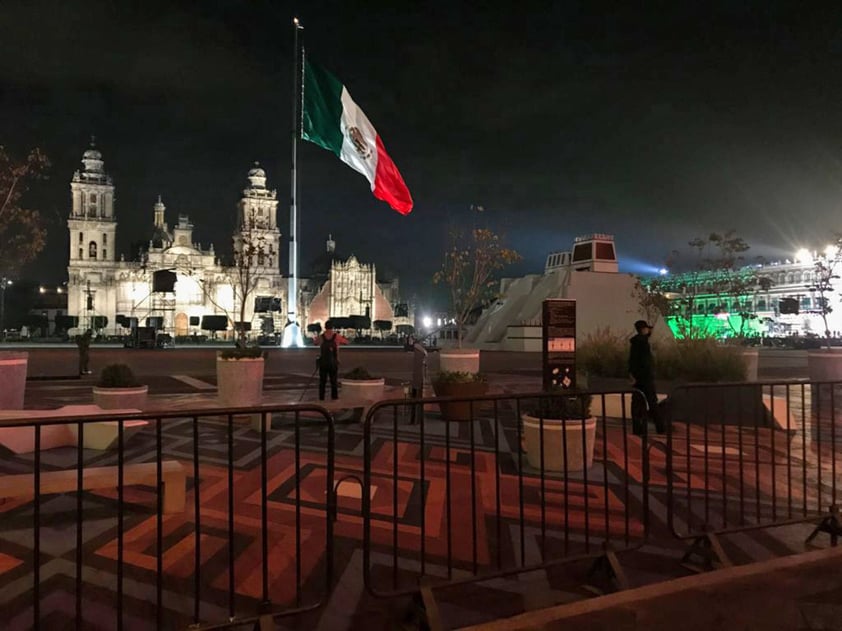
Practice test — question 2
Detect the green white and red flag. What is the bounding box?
[301,59,413,215]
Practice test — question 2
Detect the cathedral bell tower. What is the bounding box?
[67,139,117,264]
[66,138,118,332]
[233,163,281,271]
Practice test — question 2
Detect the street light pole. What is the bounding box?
[0,277,11,340]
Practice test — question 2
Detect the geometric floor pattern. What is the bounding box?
[1,383,841,629]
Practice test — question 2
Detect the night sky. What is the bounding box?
[4,1,842,307]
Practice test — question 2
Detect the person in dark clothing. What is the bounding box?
[77,329,92,375]
[314,320,348,400]
[629,320,665,435]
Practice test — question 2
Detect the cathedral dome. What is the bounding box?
[80,141,105,175]
[247,162,267,189]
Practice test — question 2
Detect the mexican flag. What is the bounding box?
[302,60,413,215]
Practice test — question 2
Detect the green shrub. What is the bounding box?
[98,364,140,388]
[527,389,592,420]
[654,339,746,382]
[219,346,265,360]
[575,328,748,383]
[343,366,378,380]
[577,327,629,379]
[434,370,486,384]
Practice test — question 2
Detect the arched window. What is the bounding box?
[78,232,83,243]
[258,251,265,265]
[801,296,811,309]
[89,241,98,259]
[795,272,802,283]
[757,299,767,311]
[78,248,83,259]
[103,233,107,246]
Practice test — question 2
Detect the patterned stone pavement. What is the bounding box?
[1,372,840,630]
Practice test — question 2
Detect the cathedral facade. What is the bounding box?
[65,143,408,339]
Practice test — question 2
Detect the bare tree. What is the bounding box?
[433,226,520,348]
[201,207,274,347]
[806,238,842,349]
[0,146,50,277]
[662,231,771,339]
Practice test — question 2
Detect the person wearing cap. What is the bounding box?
[629,320,664,435]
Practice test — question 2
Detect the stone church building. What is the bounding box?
[65,143,409,338]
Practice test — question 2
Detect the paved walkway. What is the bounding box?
[1,370,839,630]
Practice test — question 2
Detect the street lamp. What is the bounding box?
[0,277,12,340]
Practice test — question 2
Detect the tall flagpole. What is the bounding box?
[284,17,305,347]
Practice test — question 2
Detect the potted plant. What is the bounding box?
[340,366,386,401]
[521,391,595,473]
[433,217,520,373]
[92,363,149,409]
[431,370,488,421]
[216,345,266,407]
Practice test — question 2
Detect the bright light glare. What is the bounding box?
[659,268,668,276]
[422,316,433,329]
[795,248,812,263]
[825,244,839,259]
[39,286,45,293]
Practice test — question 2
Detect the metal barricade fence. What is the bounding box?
[661,381,842,548]
[361,389,652,598]
[0,404,335,630]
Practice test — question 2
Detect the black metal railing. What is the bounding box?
[360,389,650,598]
[3,381,842,628]
[0,404,335,630]
[661,381,842,543]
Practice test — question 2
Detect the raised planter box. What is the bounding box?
[431,380,488,421]
[216,356,265,407]
[438,348,480,374]
[0,351,28,410]
[340,378,386,401]
[521,414,597,473]
[93,386,149,410]
[806,350,842,447]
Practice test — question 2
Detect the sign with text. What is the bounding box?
[542,299,576,391]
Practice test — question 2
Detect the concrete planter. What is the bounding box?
[92,385,149,410]
[522,414,597,473]
[741,348,759,382]
[0,351,28,409]
[807,349,842,382]
[431,380,488,421]
[806,350,842,447]
[439,348,480,374]
[340,378,386,401]
[216,356,265,407]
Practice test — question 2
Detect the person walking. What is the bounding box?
[77,329,93,376]
[314,320,348,400]
[628,320,664,435]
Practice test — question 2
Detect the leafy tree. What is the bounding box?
[433,226,520,348]
[0,146,50,277]
[632,277,674,328]
[805,239,842,348]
